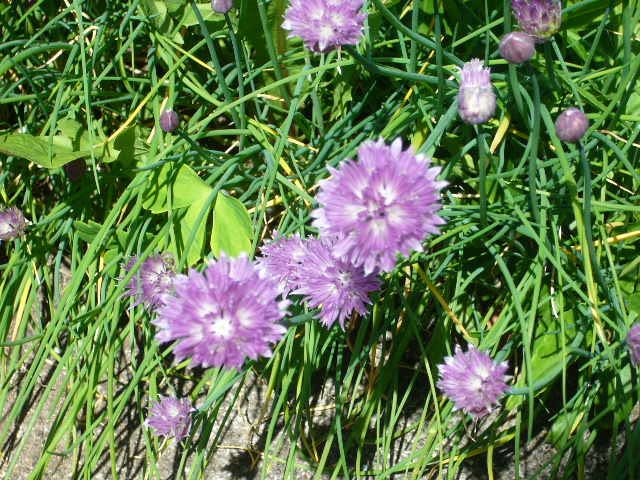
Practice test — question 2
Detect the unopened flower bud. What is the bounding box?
[159,109,179,133]
[499,32,536,64]
[555,108,588,143]
[457,59,496,125]
[512,0,562,41]
[212,0,233,13]
[64,158,87,182]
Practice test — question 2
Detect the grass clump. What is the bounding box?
[1,1,640,479]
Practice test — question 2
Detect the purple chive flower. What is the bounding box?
[257,232,307,296]
[457,59,496,125]
[123,253,176,310]
[512,0,562,41]
[212,0,233,13]
[437,345,509,417]
[160,109,180,133]
[627,324,640,366]
[292,237,380,328]
[153,255,288,369]
[257,234,380,328]
[312,138,447,275]
[145,396,194,441]
[282,0,366,52]
[555,107,589,143]
[499,32,536,64]
[0,207,27,241]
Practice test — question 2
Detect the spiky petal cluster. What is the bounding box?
[258,234,380,328]
[257,233,307,296]
[457,59,496,125]
[627,324,640,366]
[312,138,447,275]
[145,396,194,441]
[555,107,589,143]
[154,255,288,369]
[0,207,27,241]
[512,0,562,41]
[437,345,509,417]
[294,237,380,328]
[282,0,366,52]
[123,253,176,310]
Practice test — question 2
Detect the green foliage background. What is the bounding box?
[1,0,640,478]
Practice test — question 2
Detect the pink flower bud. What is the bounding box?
[211,0,233,13]
[499,32,536,64]
[555,108,588,143]
[159,109,179,133]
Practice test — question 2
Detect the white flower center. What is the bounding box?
[211,315,234,338]
[319,25,333,40]
[331,12,345,27]
[370,218,388,236]
[338,271,352,286]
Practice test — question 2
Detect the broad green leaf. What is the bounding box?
[171,198,209,266]
[0,133,90,168]
[211,191,253,258]
[57,118,88,150]
[142,163,212,213]
[106,126,137,165]
[626,92,640,117]
[140,0,168,27]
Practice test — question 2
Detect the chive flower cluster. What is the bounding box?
[153,255,289,369]
[312,138,447,274]
[512,0,562,41]
[135,137,446,438]
[437,345,510,417]
[259,235,381,328]
[123,253,176,310]
[259,138,445,327]
[145,396,194,441]
[0,0,623,449]
[282,0,366,52]
[499,1,562,65]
